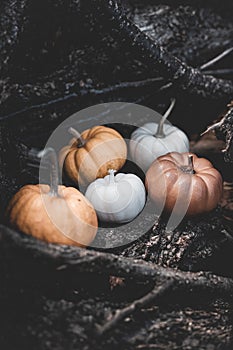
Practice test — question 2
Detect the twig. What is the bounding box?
[201,101,233,161]
[88,77,163,94]
[136,345,158,349]
[203,68,233,76]
[201,120,224,136]
[200,47,233,70]
[96,279,173,336]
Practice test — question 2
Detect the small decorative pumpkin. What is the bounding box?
[146,152,223,216]
[6,148,98,247]
[85,169,146,223]
[60,126,127,185]
[130,99,189,172]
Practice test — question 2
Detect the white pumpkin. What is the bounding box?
[130,99,189,172]
[85,170,146,223]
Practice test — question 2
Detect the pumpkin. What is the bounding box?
[146,152,223,216]
[60,126,127,185]
[6,148,98,247]
[130,99,189,172]
[85,169,146,223]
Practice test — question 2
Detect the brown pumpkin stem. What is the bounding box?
[38,148,59,197]
[155,98,176,138]
[180,155,195,174]
[69,127,86,147]
[108,169,117,184]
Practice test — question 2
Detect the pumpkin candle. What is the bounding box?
[60,125,127,185]
[130,99,189,172]
[146,152,223,216]
[6,148,98,247]
[85,169,146,223]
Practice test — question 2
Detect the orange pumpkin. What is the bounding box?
[60,126,127,185]
[6,149,98,247]
[146,152,223,216]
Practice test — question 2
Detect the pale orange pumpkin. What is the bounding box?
[146,152,223,216]
[60,126,127,185]
[6,149,98,247]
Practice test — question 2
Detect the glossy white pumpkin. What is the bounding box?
[85,170,146,223]
[130,99,189,172]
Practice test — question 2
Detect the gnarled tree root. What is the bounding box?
[203,101,233,162]
[86,0,233,100]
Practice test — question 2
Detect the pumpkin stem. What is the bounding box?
[155,98,176,138]
[108,169,117,184]
[188,155,195,174]
[38,148,59,197]
[180,155,195,174]
[69,127,86,147]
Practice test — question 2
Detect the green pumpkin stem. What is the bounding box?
[69,127,86,147]
[38,148,59,197]
[108,169,117,184]
[155,98,176,138]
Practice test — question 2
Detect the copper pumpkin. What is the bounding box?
[146,152,223,216]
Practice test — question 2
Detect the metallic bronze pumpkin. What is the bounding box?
[146,152,223,216]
